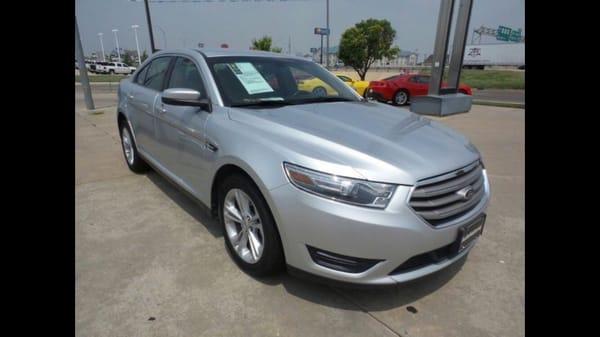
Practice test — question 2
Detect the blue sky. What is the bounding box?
[76,0,524,58]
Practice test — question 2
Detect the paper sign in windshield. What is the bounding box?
[227,63,274,95]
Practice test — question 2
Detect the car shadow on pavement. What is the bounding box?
[144,169,466,312]
[145,171,223,238]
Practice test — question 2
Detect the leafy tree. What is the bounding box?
[141,50,148,63]
[122,52,133,66]
[251,36,282,53]
[338,19,400,80]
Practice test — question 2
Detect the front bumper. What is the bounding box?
[268,171,490,285]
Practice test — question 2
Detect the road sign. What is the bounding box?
[496,25,512,41]
[314,27,330,36]
[509,28,522,42]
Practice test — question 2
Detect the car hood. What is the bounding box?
[227,101,480,185]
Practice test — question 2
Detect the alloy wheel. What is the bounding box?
[223,189,265,264]
[121,127,134,165]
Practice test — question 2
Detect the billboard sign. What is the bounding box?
[314,27,330,36]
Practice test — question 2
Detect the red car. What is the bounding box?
[366,74,472,106]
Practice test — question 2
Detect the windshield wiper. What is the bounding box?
[230,99,296,108]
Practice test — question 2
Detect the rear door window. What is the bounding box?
[135,64,150,85]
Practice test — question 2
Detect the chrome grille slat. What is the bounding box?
[410,176,484,208]
[411,166,482,198]
[411,186,484,220]
[409,161,485,227]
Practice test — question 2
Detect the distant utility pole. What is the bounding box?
[288,35,291,54]
[326,0,330,68]
[112,29,121,61]
[132,25,142,65]
[98,32,106,61]
[75,16,95,110]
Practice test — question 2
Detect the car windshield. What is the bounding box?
[206,56,360,107]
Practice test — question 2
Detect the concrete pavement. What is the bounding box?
[75,91,524,337]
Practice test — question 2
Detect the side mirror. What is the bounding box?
[162,88,212,113]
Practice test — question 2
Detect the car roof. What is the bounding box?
[150,48,309,61]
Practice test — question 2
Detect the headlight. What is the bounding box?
[283,162,396,209]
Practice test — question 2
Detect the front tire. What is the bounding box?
[393,90,409,106]
[219,174,284,277]
[119,122,149,173]
[312,86,327,97]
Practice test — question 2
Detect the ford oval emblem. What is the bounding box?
[456,186,474,200]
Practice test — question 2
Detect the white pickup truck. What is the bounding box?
[90,62,136,75]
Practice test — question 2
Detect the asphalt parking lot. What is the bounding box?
[75,88,524,337]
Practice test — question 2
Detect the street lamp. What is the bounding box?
[98,33,106,61]
[131,25,142,65]
[112,29,121,62]
[156,26,167,49]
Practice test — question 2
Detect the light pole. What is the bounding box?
[156,26,167,49]
[326,0,330,68]
[131,25,142,65]
[112,29,121,62]
[98,33,106,61]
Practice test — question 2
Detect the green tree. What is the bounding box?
[122,52,133,66]
[141,50,148,63]
[251,36,282,53]
[338,19,400,80]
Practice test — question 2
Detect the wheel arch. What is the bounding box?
[209,160,288,261]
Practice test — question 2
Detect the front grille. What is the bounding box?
[409,161,485,227]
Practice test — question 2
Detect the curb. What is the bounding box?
[472,100,524,109]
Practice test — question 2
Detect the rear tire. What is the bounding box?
[119,121,150,173]
[109,69,115,75]
[218,174,285,277]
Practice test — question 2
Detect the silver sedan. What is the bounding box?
[117,49,490,286]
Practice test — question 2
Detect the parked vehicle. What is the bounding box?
[366,74,472,106]
[117,49,490,285]
[296,76,336,97]
[462,43,525,69]
[91,61,135,74]
[89,61,109,74]
[332,73,370,96]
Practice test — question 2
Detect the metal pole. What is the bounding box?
[157,26,167,49]
[428,0,455,96]
[447,0,473,91]
[320,35,323,65]
[132,25,142,65]
[144,0,156,53]
[98,33,106,61]
[326,0,330,68]
[112,29,121,61]
[75,16,95,111]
